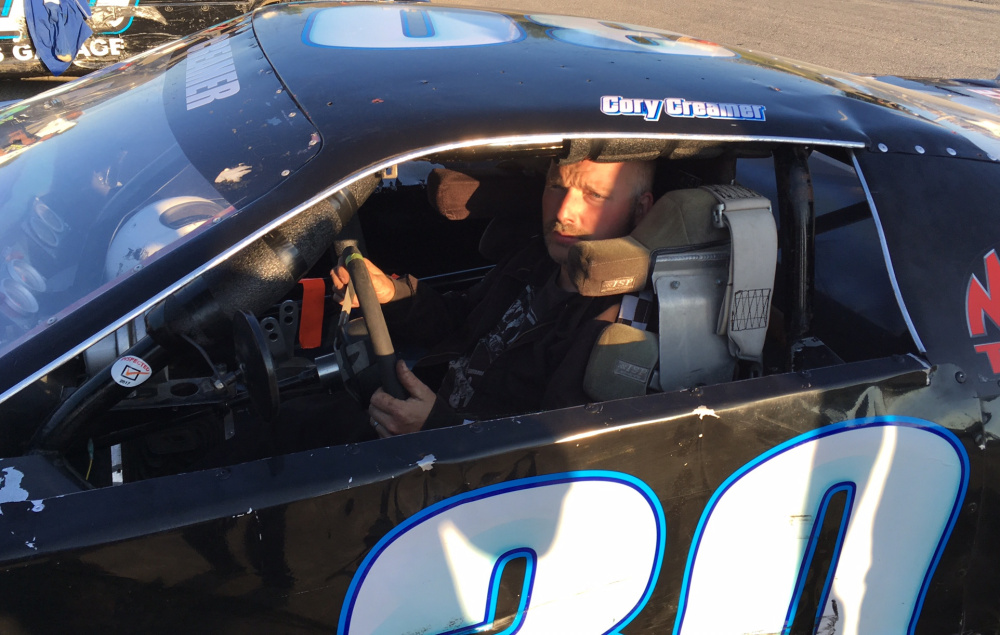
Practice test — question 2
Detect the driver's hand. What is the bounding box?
[331,256,396,307]
[369,361,436,436]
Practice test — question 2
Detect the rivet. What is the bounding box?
[288,112,296,117]
[281,169,290,177]
[670,280,681,289]
[133,264,143,272]
[914,145,925,154]
[877,143,888,152]
[212,217,221,224]
[46,317,56,325]
[947,147,957,156]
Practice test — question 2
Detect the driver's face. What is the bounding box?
[541,160,643,267]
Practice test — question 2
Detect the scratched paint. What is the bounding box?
[0,467,29,510]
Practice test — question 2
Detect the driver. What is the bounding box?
[332,159,655,436]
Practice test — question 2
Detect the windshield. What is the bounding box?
[0,17,320,359]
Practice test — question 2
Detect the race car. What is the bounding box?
[0,3,999,633]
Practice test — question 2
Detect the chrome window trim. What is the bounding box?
[851,150,926,353]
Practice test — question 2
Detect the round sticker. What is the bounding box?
[111,355,152,388]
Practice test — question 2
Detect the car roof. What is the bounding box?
[252,2,998,166]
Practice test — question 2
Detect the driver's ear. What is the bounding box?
[632,191,654,227]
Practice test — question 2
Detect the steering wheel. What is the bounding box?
[233,310,280,421]
[342,246,408,400]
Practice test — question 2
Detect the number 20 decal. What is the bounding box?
[341,417,968,635]
[339,472,665,634]
[676,417,968,635]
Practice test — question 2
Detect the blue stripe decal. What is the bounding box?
[400,8,434,38]
[781,482,856,634]
[440,548,537,635]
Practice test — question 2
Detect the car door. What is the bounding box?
[0,143,986,634]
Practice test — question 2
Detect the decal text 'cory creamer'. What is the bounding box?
[186,37,240,111]
[601,96,765,122]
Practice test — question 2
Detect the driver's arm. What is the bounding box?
[368,360,440,436]
[331,257,399,305]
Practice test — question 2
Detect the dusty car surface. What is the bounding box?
[0,3,999,633]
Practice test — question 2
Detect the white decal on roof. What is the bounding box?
[968,87,1000,101]
[528,15,737,58]
[601,96,766,122]
[305,6,523,49]
[185,37,240,111]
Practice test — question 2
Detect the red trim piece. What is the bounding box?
[298,278,326,349]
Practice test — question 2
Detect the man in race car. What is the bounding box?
[332,159,655,436]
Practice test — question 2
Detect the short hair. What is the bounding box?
[628,160,656,201]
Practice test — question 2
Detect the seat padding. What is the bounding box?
[566,189,729,296]
[584,323,659,401]
[576,185,777,394]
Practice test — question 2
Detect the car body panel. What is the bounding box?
[875,75,1000,118]
[855,151,1000,397]
[0,356,985,633]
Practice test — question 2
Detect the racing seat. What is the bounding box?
[573,185,778,400]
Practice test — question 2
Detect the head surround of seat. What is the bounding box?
[579,185,777,398]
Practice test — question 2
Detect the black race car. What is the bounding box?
[0,3,999,633]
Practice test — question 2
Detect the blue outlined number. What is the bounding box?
[339,419,967,634]
[338,472,666,635]
[676,417,968,634]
